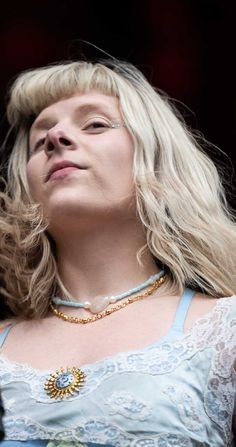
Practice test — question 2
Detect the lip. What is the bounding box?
[45,160,85,182]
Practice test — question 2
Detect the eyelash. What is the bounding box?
[31,118,111,155]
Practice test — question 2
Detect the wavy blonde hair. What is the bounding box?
[0,59,235,318]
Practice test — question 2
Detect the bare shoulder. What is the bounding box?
[0,318,17,332]
[185,292,233,332]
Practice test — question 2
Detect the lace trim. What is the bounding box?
[46,443,85,447]
[4,416,200,446]
[1,296,236,446]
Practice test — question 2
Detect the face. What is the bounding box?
[27,91,135,232]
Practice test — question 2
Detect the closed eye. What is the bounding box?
[82,117,111,133]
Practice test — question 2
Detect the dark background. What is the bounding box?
[0,0,235,206]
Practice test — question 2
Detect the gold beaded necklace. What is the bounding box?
[45,274,166,400]
[50,274,166,324]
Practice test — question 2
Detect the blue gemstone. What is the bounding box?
[55,372,74,389]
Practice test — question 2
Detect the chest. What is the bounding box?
[1,297,179,369]
[1,339,234,447]
[0,294,219,370]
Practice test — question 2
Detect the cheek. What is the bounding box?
[26,159,43,199]
[105,139,134,191]
[114,137,134,174]
[107,132,133,165]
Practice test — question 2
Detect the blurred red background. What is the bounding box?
[0,0,235,205]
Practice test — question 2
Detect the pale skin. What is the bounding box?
[1,91,219,370]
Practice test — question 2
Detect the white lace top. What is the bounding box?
[0,292,235,447]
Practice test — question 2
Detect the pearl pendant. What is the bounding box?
[83,301,91,309]
[89,296,110,313]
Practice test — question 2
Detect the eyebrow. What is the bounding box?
[30,102,117,133]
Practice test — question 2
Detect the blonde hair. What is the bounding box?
[0,59,235,318]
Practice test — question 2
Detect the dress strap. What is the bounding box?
[171,288,195,333]
[0,324,14,349]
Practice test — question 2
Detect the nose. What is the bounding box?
[44,126,77,157]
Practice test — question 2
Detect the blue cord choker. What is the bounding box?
[52,269,165,314]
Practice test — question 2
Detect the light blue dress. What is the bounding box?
[0,289,235,447]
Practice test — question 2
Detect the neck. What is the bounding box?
[53,219,159,310]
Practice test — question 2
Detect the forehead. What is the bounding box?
[31,91,120,131]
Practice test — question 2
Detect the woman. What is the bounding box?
[0,58,235,446]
